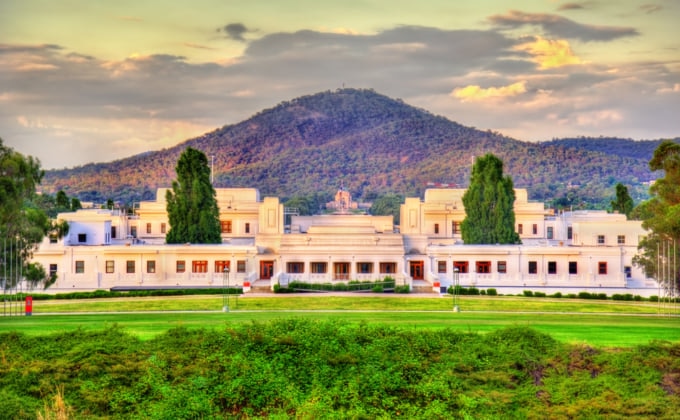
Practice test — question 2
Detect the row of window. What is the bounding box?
[437,260,612,275]
[134,221,252,236]
[432,223,628,245]
[74,260,248,274]
[287,262,397,275]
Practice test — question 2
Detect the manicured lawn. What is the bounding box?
[1,294,678,346]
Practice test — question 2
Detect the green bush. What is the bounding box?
[533,291,546,298]
[486,288,497,296]
[394,285,410,294]
[523,290,534,297]
[2,321,678,418]
[551,292,562,298]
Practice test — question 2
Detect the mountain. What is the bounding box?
[40,88,673,208]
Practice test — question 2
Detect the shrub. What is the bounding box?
[533,291,546,298]
[523,290,534,297]
[480,289,486,295]
[372,285,384,293]
[578,292,593,299]
[649,295,658,302]
[486,288,497,296]
[394,285,410,294]
[552,292,562,298]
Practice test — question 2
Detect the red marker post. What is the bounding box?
[25,296,33,316]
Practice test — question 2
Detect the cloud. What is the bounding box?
[639,4,662,14]
[513,36,584,69]
[557,3,587,11]
[488,10,639,42]
[451,81,527,101]
[218,23,251,42]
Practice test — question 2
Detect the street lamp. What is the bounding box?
[453,267,460,312]
[223,266,230,312]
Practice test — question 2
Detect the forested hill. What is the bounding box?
[543,137,678,161]
[40,88,672,207]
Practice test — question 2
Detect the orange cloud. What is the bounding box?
[514,37,584,69]
[451,81,527,101]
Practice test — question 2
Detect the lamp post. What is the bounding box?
[223,266,230,312]
[453,267,460,312]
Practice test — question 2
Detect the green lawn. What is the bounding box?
[1,294,678,347]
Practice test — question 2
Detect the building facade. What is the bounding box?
[30,187,658,296]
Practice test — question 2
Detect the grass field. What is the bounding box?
[1,294,678,347]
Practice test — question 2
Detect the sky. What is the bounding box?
[1,1,679,169]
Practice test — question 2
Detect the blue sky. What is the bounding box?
[1,0,679,168]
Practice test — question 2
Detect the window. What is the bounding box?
[453,261,469,274]
[221,220,232,233]
[111,226,117,239]
[569,261,578,275]
[438,261,447,273]
[528,261,538,274]
[311,262,327,274]
[532,224,538,235]
[161,223,166,234]
[547,226,554,239]
[476,261,491,274]
[617,235,626,245]
[106,260,115,274]
[75,261,85,273]
[497,261,507,274]
[192,260,208,273]
[146,223,152,234]
[567,227,573,240]
[434,223,439,234]
[598,262,607,275]
[358,262,373,274]
[78,233,87,243]
[176,260,186,273]
[597,235,605,245]
[287,262,304,273]
[237,260,246,273]
[548,261,557,274]
[380,262,396,274]
[49,264,58,277]
[130,226,137,238]
[215,260,230,273]
[518,224,523,234]
[147,260,156,273]
[245,223,250,234]
[624,266,632,278]
[334,263,350,280]
[452,221,460,235]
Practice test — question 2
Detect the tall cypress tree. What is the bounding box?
[166,147,222,244]
[461,154,520,244]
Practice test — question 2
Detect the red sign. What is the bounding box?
[25,296,33,316]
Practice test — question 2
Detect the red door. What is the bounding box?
[260,261,274,280]
[409,261,424,280]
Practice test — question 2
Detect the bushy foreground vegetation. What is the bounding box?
[1,320,679,419]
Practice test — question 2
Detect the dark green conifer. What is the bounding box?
[461,154,520,244]
[166,147,222,244]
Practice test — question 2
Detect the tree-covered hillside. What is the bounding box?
[40,89,672,208]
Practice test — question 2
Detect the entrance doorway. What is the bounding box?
[260,260,274,280]
[409,260,424,280]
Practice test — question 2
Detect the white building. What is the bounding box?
[30,187,659,296]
